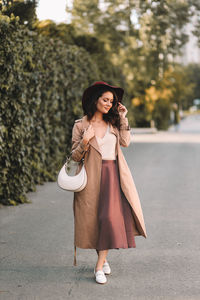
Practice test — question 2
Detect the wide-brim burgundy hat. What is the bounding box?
[82,81,124,108]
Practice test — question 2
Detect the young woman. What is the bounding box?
[71,81,147,284]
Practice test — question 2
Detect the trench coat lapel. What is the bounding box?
[81,115,101,154]
[89,137,101,155]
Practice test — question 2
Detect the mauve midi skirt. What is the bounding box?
[96,159,136,250]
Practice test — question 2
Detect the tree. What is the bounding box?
[182,63,200,108]
[0,0,38,26]
[131,63,195,128]
[68,0,198,89]
[67,0,200,128]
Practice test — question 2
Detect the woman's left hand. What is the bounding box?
[118,102,128,118]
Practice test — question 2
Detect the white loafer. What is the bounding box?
[94,268,107,284]
[103,261,111,275]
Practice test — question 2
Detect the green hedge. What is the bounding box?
[0,13,100,205]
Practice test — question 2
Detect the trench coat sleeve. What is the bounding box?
[119,116,131,147]
[71,122,89,162]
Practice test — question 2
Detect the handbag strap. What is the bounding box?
[65,152,85,168]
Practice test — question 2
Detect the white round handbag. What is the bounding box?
[57,157,87,192]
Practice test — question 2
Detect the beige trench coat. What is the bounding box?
[71,115,147,265]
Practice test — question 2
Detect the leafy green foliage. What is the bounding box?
[35,19,126,89]
[0,12,100,205]
[1,0,38,27]
[131,64,197,129]
[68,0,200,128]
[183,63,200,108]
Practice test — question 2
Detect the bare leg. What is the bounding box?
[95,249,109,272]
[96,249,107,263]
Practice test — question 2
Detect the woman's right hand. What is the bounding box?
[82,124,95,144]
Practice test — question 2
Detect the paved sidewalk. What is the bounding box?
[1,130,200,299]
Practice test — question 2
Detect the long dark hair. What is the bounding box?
[83,86,121,129]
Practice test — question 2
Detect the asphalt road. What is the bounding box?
[1,117,200,300]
